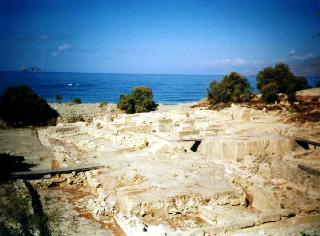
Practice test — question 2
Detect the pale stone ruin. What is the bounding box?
[37,104,320,235]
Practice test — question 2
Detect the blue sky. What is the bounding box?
[0,0,320,75]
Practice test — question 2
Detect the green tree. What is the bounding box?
[287,76,309,102]
[257,63,309,103]
[261,82,278,103]
[0,86,59,127]
[72,98,81,104]
[207,72,251,105]
[117,86,158,114]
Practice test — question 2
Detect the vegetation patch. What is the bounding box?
[117,86,158,114]
[207,72,251,105]
[0,180,69,236]
[0,85,59,127]
[72,98,82,104]
[65,114,85,123]
[257,63,309,103]
[287,111,320,123]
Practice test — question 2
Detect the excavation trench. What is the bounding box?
[24,180,52,236]
[17,176,126,236]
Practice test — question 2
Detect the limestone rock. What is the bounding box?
[199,134,295,161]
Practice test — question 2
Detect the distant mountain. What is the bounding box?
[290,57,320,77]
[19,66,44,72]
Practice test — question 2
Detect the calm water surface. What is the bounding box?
[0,72,319,104]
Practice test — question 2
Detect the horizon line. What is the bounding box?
[1,70,320,77]
[0,70,260,77]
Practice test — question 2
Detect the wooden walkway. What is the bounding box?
[177,137,319,145]
[8,164,104,179]
[177,138,203,142]
[295,138,320,149]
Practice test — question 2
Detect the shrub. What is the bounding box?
[0,85,59,127]
[207,81,222,104]
[55,95,62,104]
[72,98,81,104]
[257,63,309,103]
[117,86,158,114]
[131,87,158,113]
[96,122,103,129]
[316,80,320,88]
[118,94,135,114]
[66,114,85,123]
[207,72,251,105]
[261,82,278,103]
[287,76,310,102]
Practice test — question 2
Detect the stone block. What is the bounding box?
[179,130,200,139]
[258,213,281,224]
[198,134,294,161]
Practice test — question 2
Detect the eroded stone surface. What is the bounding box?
[30,104,320,235]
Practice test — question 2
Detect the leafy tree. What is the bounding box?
[257,63,309,103]
[55,95,62,104]
[287,76,309,102]
[256,66,276,91]
[207,72,251,105]
[261,82,278,103]
[0,86,59,127]
[117,86,158,114]
[72,98,81,104]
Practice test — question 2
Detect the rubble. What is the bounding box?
[35,103,320,235]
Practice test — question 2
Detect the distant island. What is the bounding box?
[19,66,44,72]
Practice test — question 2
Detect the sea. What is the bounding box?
[0,71,319,104]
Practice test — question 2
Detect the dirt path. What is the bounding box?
[0,128,125,235]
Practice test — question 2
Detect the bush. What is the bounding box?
[257,63,309,103]
[207,72,251,105]
[118,94,135,114]
[316,80,320,88]
[55,95,62,104]
[66,114,85,123]
[261,82,278,103]
[0,85,59,127]
[117,86,158,114]
[72,98,81,104]
[287,76,309,102]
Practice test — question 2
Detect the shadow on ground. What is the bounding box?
[0,153,36,179]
